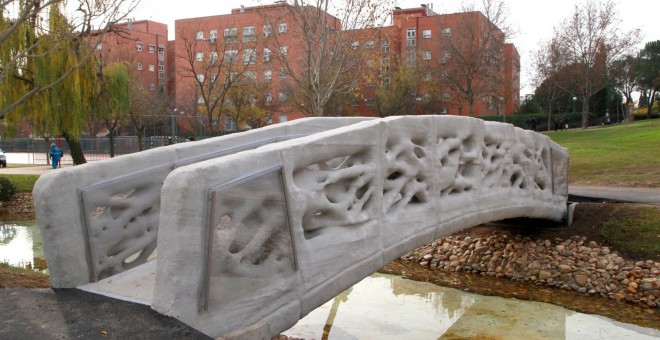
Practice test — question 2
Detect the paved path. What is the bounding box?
[569,185,660,205]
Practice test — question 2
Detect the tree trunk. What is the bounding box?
[469,101,475,117]
[546,102,553,131]
[108,130,116,158]
[62,133,87,165]
[137,126,145,151]
[581,95,590,129]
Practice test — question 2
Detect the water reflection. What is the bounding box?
[283,273,659,340]
[0,221,45,270]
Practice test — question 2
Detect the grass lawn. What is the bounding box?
[0,174,39,192]
[545,119,660,187]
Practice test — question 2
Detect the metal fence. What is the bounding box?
[0,136,189,165]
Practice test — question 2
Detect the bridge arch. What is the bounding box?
[151,116,568,337]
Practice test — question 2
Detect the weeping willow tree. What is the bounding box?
[97,62,129,157]
[0,0,137,164]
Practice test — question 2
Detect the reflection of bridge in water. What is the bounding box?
[33,116,569,338]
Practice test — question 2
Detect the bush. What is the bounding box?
[0,177,17,201]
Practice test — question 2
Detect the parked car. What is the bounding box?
[0,148,6,167]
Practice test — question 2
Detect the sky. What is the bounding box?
[131,0,660,95]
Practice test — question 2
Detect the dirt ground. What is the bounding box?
[0,198,657,288]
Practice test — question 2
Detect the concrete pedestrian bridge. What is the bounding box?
[33,116,568,338]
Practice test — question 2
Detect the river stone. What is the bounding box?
[574,274,588,287]
[539,270,552,280]
[558,264,572,273]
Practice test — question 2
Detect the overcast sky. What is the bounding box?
[132,0,660,95]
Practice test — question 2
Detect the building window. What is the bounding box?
[242,26,256,42]
[195,52,203,62]
[351,99,359,107]
[225,117,236,131]
[197,74,205,82]
[224,27,237,43]
[263,48,271,62]
[423,29,431,38]
[279,113,287,123]
[364,98,375,106]
[381,39,390,53]
[263,24,272,37]
[198,96,205,104]
[406,50,416,65]
[210,73,218,84]
[149,83,155,91]
[366,40,374,48]
[278,22,287,33]
[423,72,431,81]
[440,51,451,64]
[96,42,102,50]
[406,28,416,47]
[423,51,431,60]
[423,94,431,102]
[136,42,143,51]
[279,69,287,79]
[159,72,164,79]
[264,70,272,81]
[136,62,143,70]
[351,41,359,49]
[443,27,451,37]
[137,82,143,89]
[225,50,238,63]
[209,29,218,39]
[158,46,165,61]
[243,49,256,64]
[196,31,204,40]
[278,92,287,101]
[158,64,164,72]
[148,44,156,53]
[279,46,287,56]
[442,93,451,101]
[149,64,155,72]
[244,71,256,82]
[127,20,132,30]
[265,92,273,103]
[210,51,218,64]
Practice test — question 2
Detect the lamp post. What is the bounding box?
[572,96,577,115]
[172,108,184,141]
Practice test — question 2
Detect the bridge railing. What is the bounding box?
[33,117,371,288]
[151,116,569,337]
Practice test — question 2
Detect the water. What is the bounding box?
[2,221,657,339]
[283,273,660,340]
[0,221,46,271]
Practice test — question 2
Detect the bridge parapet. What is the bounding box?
[152,116,568,337]
[33,117,371,288]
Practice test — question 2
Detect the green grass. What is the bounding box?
[545,119,660,187]
[602,206,660,260]
[0,174,39,192]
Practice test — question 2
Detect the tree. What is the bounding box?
[127,84,171,150]
[97,62,130,157]
[375,64,422,116]
[263,0,393,117]
[439,0,512,117]
[176,24,258,135]
[549,0,640,128]
[224,76,275,130]
[610,55,640,107]
[0,0,139,119]
[636,40,660,115]
[532,39,568,130]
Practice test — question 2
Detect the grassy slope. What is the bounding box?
[0,174,39,192]
[545,119,660,187]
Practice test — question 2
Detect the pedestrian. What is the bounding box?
[562,116,569,130]
[166,137,174,145]
[49,143,62,169]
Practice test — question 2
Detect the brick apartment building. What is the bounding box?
[96,20,169,94]
[91,3,518,136]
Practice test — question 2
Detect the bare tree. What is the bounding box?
[549,0,640,128]
[532,39,568,130]
[262,0,393,117]
[176,24,259,134]
[0,0,140,119]
[439,0,512,117]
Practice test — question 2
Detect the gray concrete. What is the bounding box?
[153,116,569,337]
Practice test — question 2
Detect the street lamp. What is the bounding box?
[572,96,577,115]
[172,108,184,141]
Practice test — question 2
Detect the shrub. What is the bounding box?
[0,177,17,201]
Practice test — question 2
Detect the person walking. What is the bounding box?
[49,143,62,169]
